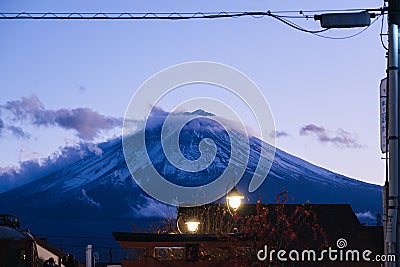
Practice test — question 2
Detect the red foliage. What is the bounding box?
[225,191,328,265]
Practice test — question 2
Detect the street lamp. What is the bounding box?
[185,218,200,233]
[226,186,244,211]
[177,214,200,233]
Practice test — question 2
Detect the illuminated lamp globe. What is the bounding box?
[185,220,200,233]
[226,187,244,210]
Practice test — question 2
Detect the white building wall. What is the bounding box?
[37,244,65,267]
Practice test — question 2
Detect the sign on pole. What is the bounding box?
[380,78,387,153]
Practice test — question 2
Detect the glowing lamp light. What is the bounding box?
[185,220,200,232]
[226,187,244,210]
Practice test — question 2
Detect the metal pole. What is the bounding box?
[387,0,400,263]
[384,180,389,256]
[86,244,92,267]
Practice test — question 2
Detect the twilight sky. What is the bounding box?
[0,0,387,188]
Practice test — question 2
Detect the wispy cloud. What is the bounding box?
[270,130,289,138]
[1,95,122,140]
[7,125,30,139]
[299,124,363,148]
[75,84,86,93]
[144,106,221,132]
[53,107,121,140]
[0,113,30,139]
[0,118,4,134]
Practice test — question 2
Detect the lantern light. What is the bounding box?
[185,219,200,232]
[226,186,244,210]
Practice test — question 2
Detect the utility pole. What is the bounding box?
[386,0,400,265]
[315,7,399,265]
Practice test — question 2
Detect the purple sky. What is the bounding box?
[0,0,387,190]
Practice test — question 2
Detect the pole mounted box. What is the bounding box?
[314,11,371,28]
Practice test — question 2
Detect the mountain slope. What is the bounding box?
[0,116,381,218]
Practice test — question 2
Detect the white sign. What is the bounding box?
[380,78,387,153]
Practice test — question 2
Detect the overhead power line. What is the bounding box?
[0,10,384,21]
[0,9,385,40]
[0,11,298,20]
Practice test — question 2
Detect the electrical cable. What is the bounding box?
[0,11,285,20]
[43,235,114,240]
[0,9,386,19]
[268,13,330,34]
[0,10,385,39]
[271,8,385,13]
[380,14,388,50]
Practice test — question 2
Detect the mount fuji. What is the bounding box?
[0,112,382,260]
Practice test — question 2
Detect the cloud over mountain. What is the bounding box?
[0,140,114,193]
[1,95,122,140]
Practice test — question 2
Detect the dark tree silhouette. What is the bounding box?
[225,192,328,266]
